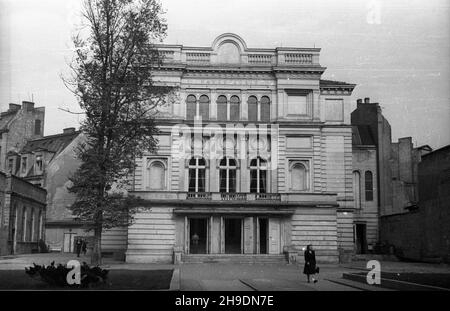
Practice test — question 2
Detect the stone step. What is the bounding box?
[182,254,288,264]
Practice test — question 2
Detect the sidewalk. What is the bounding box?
[2,253,448,291]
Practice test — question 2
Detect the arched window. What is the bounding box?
[230,96,240,121]
[148,160,166,190]
[199,95,210,120]
[186,95,196,120]
[248,96,258,122]
[188,157,206,192]
[217,95,227,121]
[250,157,267,193]
[260,96,270,122]
[219,157,237,193]
[291,162,308,191]
[365,171,373,201]
[353,171,361,209]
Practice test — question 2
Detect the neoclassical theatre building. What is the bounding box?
[124,33,356,264]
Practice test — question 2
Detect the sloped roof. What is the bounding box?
[0,110,18,132]
[320,79,356,87]
[21,131,81,154]
[352,125,376,146]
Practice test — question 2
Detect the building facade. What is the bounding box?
[351,125,378,254]
[0,101,45,173]
[13,127,91,252]
[124,33,357,264]
[0,172,47,255]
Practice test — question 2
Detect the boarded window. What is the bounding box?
[291,162,308,191]
[148,161,166,190]
[325,99,344,121]
[287,95,307,115]
[365,171,373,201]
[248,96,258,121]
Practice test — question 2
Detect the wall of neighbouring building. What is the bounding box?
[380,146,450,263]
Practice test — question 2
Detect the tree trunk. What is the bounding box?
[91,224,103,266]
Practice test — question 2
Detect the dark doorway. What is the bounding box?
[259,218,268,254]
[355,223,367,254]
[189,218,207,254]
[225,218,242,254]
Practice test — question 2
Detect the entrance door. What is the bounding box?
[268,218,280,254]
[259,218,268,254]
[189,218,207,254]
[355,223,367,254]
[63,233,75,253]
[225,218,242,254]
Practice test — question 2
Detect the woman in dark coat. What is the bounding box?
[303,244,318,283]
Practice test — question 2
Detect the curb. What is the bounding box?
[170,268,180,291]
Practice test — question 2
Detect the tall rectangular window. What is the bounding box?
[365,171,373,201]
[34,119,41,135]
[35,155,43,173]
[21,157,27,174]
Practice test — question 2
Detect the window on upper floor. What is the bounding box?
[34,119,41,135]
[188,157,206,192]
[147,160,167,190]
[186,95,197,120]
[290,161,309,191]
[250,157,267,193]
[260,96,271,121]
[248,96,258,122]
[365,171,373,201]
[8,158,14,174]
[217,95,227,121]
[186,94,210,121]
[353,171,362,209]
[219,157,237,193]
[35,155,43,174]
[21,157,27,174]
[199,95,210,120]
[229,96,240,121]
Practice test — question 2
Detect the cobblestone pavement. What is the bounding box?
[1,253,448,291]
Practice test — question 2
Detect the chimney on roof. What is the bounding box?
[364,97,370,104]
[22,101,35,111]
[63,127,76,134]
[9,103,21,111]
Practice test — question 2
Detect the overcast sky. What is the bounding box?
[1,0,449,149]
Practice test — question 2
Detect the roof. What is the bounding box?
[352,125,376,146]
[21,131,81,154]
[0,110,18,132]
[320,79,356,87]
